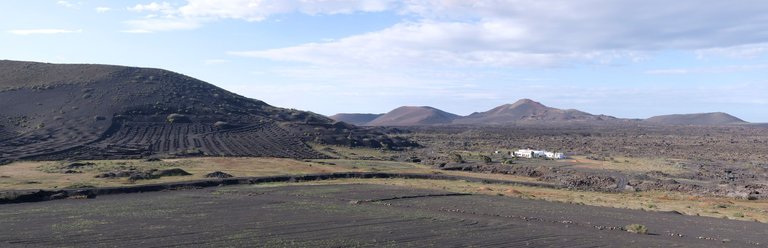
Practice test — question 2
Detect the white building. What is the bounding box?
[513,149,546,158]
[544,151,566,159]
[513,149,566,159]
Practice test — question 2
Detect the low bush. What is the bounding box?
[624,224,649,234]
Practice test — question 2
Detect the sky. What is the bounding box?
[2,1,768,122]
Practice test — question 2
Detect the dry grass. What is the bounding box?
[0,161,102,190]
[568,156,686,175]
[0,157,544,190]
[0,158,339,190]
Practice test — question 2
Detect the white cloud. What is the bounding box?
[178,0,396,21]
[397,0,768,50]
[56,1,76,8]
[123,2,196,33]
[229,20,639,68]
[124,0,397,32]
[7,29,83,35]
[128,2,176,14]
[224,0,768,68]
[95,7,111,13]
[122,0,768,50]
[122,18,200,33]
[123,0,768,68]
[646,64,768,75]
[695,43,768,59]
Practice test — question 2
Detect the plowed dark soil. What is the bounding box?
[0,60,415,163]
[1,184,765,247]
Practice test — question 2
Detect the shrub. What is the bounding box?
[624,224,648,234]
[481,155,492,164]
[450,153,464,163]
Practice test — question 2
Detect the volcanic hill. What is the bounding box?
[366,106,460,126]
[0,60,414,164]
[644,112,747,126]
[454,99,616,125]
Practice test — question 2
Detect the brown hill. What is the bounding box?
[644,112,747,126]
[367,106,459,126]
[453,99,616,125]
[329,113,383,126]
[0,60,415,164]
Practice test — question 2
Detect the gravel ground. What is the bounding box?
[1,183,767,247]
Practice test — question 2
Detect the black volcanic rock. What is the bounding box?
[644,112,747,126]
[367,106,459,126]
[329,113,383,126]
[0,60,415,163]
[205,171,234,178]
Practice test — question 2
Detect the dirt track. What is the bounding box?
[2,184,766,247]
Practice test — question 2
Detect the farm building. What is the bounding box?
[513,149,545,158]
[544,151,566,159]
[513,149,566,159]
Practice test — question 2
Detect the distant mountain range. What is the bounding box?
[330,99,748,126]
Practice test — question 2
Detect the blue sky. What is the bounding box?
[2,1,768,122]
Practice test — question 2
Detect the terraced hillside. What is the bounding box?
[0,60,414,163]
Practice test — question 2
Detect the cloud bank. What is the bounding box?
[222,0,768,67]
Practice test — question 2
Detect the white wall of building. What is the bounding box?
[514,149,566,159]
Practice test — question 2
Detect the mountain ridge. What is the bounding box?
[331,99,748,126]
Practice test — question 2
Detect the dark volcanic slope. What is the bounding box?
[645,112,748,126]
[0,60,413,163]
[0,60,123,89]
[367,106,459,126]
[329,113,383,126]
[454,99,616,125]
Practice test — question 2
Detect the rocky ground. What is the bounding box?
[399,124,768,200]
